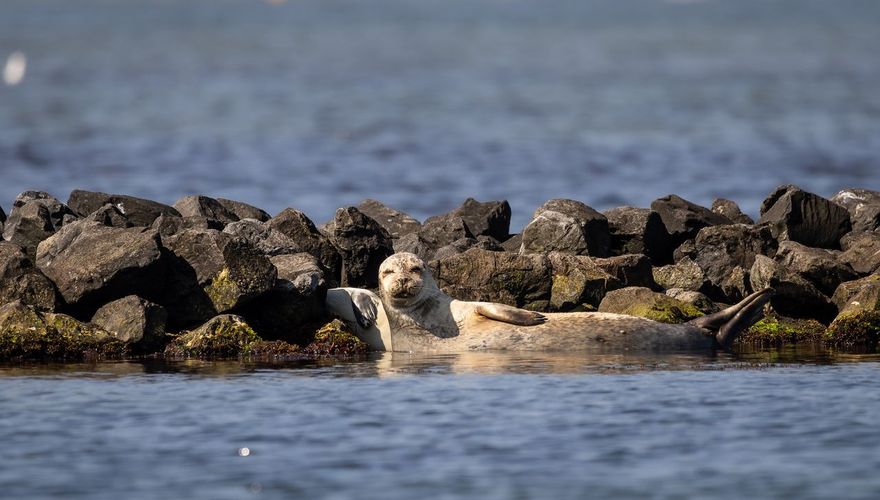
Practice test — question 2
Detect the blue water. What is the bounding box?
[2,352,880,500]
[2,0,879,229]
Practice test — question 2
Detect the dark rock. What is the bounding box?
[270,253,326,294]
[718,266,752,304]
[172,195,239,225]
[0,242,31,277]
[448,198,511,242]
[329,207,394,288]
[3,192,79,257]
[652,257,707,292]
[547,252,620,311]
[418,213,474,253]
[831,274,880,315]
[161,228,277,326]
[826,274,880,348]
[392,232,430,259]
[164,314,260,358]
[0,269,57,312]
[85,203,132,228]
[36,220,166,312]
[664,288,719,314]
[432,236,502,262]
[303,320,369,357]
[603,207,672,265]
[711,198,754,224]
[592,254,656,289]
[67,190,180,226]
[10,191,78,227]
[749,254,837,323]
[0,301,125,361]
[598,287,704,323]
[650,194,732,248]
[500,233,523,253]
[216,198,271,222]
[758,184,851,249]
[91,296,167,351]
[691,224,778,301]
[673,239,697,263]
[839,232,880,275]
[356,199,421,239]
[266,209,341,281]
[223,219,301,256]
[431,248,551,310]
[522,199,610,257]
[774,240,858,296]
[151,214,224,238]
[830,188,880,233]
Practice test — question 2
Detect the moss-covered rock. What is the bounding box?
[0,301,126,360]
[738,314,826,347]
[303,320,368,357]
[824,311,880,349]
[598,286,704,323]
[164,314,261,358]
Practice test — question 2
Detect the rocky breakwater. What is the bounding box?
[1,185,879,361]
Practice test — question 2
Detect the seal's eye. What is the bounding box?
[410,266,422,274]
[381,269,393,277]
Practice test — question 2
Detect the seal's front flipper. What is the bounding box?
[475,303,547,326]
[688,288,774,348]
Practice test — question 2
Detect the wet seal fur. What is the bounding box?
[327,252,773,353]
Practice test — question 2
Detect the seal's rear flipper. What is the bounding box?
[687,288,774,348]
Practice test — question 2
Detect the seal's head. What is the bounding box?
[378,252,433,307]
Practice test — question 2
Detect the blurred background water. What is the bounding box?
[1,0,879,230]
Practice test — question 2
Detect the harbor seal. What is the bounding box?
[327,252,773,353]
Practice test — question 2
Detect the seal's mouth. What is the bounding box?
[385,282,423,304]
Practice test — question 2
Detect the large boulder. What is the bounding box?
[417,213,474,256]
[592,254,656,289]
[84,203,132,228]
[173,195,239,225]
[831,274,880,314]
[652,257,707,292]
[67,190,180,226]
[91,295,167,352]
[329,207,394,288]
[266,209,341,281]
[711,198,754,224]
[3,192,79,257]
[356,199,421,239]
[36,220,166,312]
[223,219,301,256]
[603,207,672,265]
[547,252,620,311]
[0,242,57,311]
[521,199,610,257]
[839,232,880,276]
[151,214,224,237]
[774,240,858,296]
[598,287,704,324]
[432,236,502,262]
[216,198,271,222]
[448,198,511,242]
[826,274,880,348]
[431,248,551,310]
[690,224,778,301]
[758,185,851,249]
[830,188,880,233]
[664,288,719,314]
[749,254,837,323]
[161,228,276,326]
[650,194,732,249]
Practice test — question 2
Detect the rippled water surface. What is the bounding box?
[2,351,880,499]
[2,0,879,228]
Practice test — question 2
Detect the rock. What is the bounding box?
[173,195,240,225]
[448,198,511,242]
[691,224,778,301]
[825,275,880,348]
[151,214,224,238]
[664,288,719,314]
[839,232,880,275]
[0,301,124,361]
[356,199,421,239]
[650,194,732,248]
[329,207,394,288]
[758,184,852,249]
[303,320,369,357]
[831,188,880,233]
[418,213,474,254]
[36,220,166,312]
[216,198,271,222]
[603,207,672,265]
[749,254,837,323]
[91,296,167,351]
[392,232,430,259]
[432,236,502,262]
[652,258,707,292]
[718,266,752,304]
[431,248,551,310]
[598,287,704,323]
[266,209,341,281]
[0,242,31,277]
[522,199,610,257]
[3,192,79,257]
[164,314,261,358]
[592,254,656,289]
[500,233,523,253]
[68,190,180,226]
[236,253,327,343]
[774,240,858,296]
[161,228,277,326]
[673,239,697,263]
[739,314,826,347]
[223,219,301,256]
[711,198,754,224]
[0,269,57,312]
[832,274,880,313]
[547,252,620,311]
[85,203,132,228]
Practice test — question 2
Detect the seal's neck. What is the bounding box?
[380,279,458,339]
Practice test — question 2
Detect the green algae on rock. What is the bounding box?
[598,287,704,324]
[738,315,826,347]
[825,311,880,349]
[164,314,261,358]
[303,320,368,357]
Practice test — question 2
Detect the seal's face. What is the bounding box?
[378,253,428,307]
